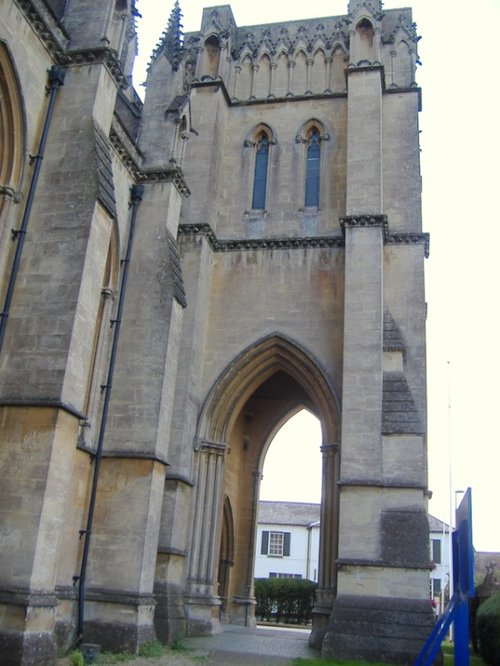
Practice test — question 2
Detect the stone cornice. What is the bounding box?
[0,398,85,420]
[84,588,157,606]
[0,587,58,608]
[157,546,187,557]
[64,48,129,89]
[14,1,137,94]
[100,450,170,466]
[13,3,131,92]
[108,127,191,198]
[165,472,195,487]
[178,223,345,252]
[179,222,429,256]
[336,558,430,571]
[13,0,69,58]
[340,214,388,232]
[338,479,427,490]
[386,232,430,258]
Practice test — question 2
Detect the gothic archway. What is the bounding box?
[186,334,341,636]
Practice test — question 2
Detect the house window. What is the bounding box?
[432,538,442,565]
[261,530,291,556]
[269,573,302,579]
[252,132,270,210]
[431,578,442,597]
[305,128,321,207]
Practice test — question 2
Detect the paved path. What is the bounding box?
[184,624,320,665]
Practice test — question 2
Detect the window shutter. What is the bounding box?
[283,532,291,556]
[432,539,441,564]
[261,530,269,555]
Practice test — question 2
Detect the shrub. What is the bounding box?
[138,640,164,657]
[476,592,500,665]
[69,651,84,666]
[254,577,316,625]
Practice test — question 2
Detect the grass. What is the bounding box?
[442,641,486,666]
[138,640,165,658]
[290,642,488,666]
[292,657,387,666]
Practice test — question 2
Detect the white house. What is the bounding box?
[429,514,451,614]
[256,501,450,609]
[255,501,320,581]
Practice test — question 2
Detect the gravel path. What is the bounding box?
[58,624,317,665]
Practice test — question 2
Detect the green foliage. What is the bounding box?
[476,592,500,665]
[97,651,134,663]
[170,632,188,651]
[69,650,84,666]
[254,577,316,625]
[138,640,164,657]
[292,657,387,666]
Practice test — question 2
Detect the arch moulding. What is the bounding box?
[195,333,341,447]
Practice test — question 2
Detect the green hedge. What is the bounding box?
[254,578,316,625]
[476,592,500,665]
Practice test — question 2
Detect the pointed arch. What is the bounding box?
[200,34,221,79]
[0,42,25,211]
[311,48,327,94]
[196,333,340,446]
[255,53,271,99]
[244,123,277,211]
[294,49,308,94]
[218,495,235,613]
[236,53,253,100]
[274,50,289,97]
[354,18,375,65]
[392,37,413,87]
[330,45,347,92]
[296,119,330,209]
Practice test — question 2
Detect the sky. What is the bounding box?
[134,0,500,552]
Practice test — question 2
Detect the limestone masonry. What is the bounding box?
[0,0,432,663]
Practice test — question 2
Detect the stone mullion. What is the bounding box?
[269,62,277,98]
[306,58,313,94]
[287,60,295,96]
[250,64,258,99]
[325,56,332,93]
[232,65,241,100]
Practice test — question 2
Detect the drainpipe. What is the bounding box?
[76,183,144,643]
[0,65,65,353]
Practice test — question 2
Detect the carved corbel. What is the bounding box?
[0,185,22,203]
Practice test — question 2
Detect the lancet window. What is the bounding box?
[251,130,270,210]
[305,128,321,207]
[296,122,329,209]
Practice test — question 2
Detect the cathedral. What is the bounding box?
[0,1,433,663]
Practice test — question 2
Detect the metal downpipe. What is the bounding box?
[0,65,65,353]
[76,183,144,643]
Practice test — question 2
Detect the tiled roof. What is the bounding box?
[258,500,320,526]
[260,501,448,534]
[428,514,449,533]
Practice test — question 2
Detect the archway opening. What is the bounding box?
[256,409,322,585]
[192,336,340,633]
[260,409,322,504]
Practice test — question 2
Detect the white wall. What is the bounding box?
[254,522,320,581]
